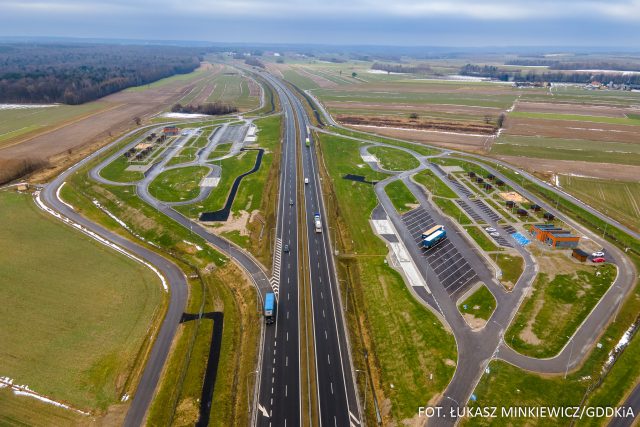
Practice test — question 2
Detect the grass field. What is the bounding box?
[318,133,456,423]
[148,166,210,202]
[206,70,261,110]
[0,103,107,148]
[432,197,472,225]
[368,146,420,171]
[559,175,640,232]
[458,285,496,321]
[385,180,419,214]
[506,264,616,358]
[330,126,440,157]
[0,190,163,412]
[494,253,524,288]
[509,111,640,126]
[413,169,458,198]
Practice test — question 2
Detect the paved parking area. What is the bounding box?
[471,199,501,222]
[402,207,479,300]
[456,199,483,222]
[502,225,517,234]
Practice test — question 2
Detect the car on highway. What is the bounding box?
[592,251,605,257]
[283,244,290,253]
[591,257,606,263]
[304,178,309,184]
[290,199,294,206]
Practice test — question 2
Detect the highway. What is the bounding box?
[260,71,363,427]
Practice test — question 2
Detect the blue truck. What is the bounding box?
[264,292,276,324]
[422,225,446,248]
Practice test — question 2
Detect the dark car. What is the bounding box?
[283,244,290,253]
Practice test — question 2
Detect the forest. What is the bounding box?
[0,43,203,104]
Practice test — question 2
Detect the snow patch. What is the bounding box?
[160,112,210,119]
[0,103,60,110]
[0,377,90,415]
[183,240,203,251]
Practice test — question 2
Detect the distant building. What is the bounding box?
[529,224,579,248]
[163,126,180,136]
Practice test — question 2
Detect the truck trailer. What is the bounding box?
[264,292,276,324]
[422,226,446,248]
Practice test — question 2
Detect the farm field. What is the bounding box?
[0,190,163,413]
[0,102,108,149]
[559,175,640,232]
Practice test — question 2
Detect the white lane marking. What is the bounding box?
[258,404,270,417]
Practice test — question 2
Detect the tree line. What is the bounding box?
[460,64,640,85]
[505,59,640,71]
[171,102,237,115]
[0,43,204,104]
[371,62,432,74]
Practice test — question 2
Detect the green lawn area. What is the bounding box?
[166,146,200,167]
[506,264,616,358]
[509,110,640,126]
[207,142,232,160]
[559,175,640,233]
[385,180,419,214]
[148,166,210,203]
[319,133,456,422]
[494,253,524,287]
[0,190,163,411]
[329,126,440,157]
[465,225,500,252]
[458,285,496,321]
[0,103,107,148]
[368,146,420,171]
[413,169,457,198]
[432,197,472,225]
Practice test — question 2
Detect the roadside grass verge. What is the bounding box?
[458,285,496,321]
[509,111,640,126]
[317,133,457,423]
[368,146,420,171]
[329,126,440,157]
[385,180,419,214]
[148,166,210,203]
[505,264,616,358]
[431,197,472,225]
[0,190,163,412]
[464,225,500,252]
[413,169,458,198]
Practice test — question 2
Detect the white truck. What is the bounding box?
[314,213,322,233]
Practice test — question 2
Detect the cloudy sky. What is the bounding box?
[1,0,640,46]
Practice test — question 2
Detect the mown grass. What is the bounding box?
[458,285,496,321]
[465,225,500,252]
[494,253,524,287]
[328,126,440,157]
[0,190,163,411]
[148,166,210,203]
[385,180,419,214]
[0,387,88,426]
[413,169,458,198]
[506,265,616,358]
[318,133,457,423]
[368,146,420,171]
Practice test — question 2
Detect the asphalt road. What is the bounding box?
[259,71,363,426]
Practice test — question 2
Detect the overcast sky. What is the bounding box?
[1,0,640,47]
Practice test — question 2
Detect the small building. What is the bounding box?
[476,177,484,184]
[484,183,493,191]
[468,171,476,178]
[506,200,516,208]
[486,173,495,180]
[163,126,180,136]
[529,224,562,241]
[517,208,529,217]
[495,179,505,186]
[530,204,541,212]
[572,248,589,262]
[543,212,555,221]
[546,231,579,249]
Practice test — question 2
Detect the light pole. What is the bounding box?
[564,336,574,379]
[356,369,368,414]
